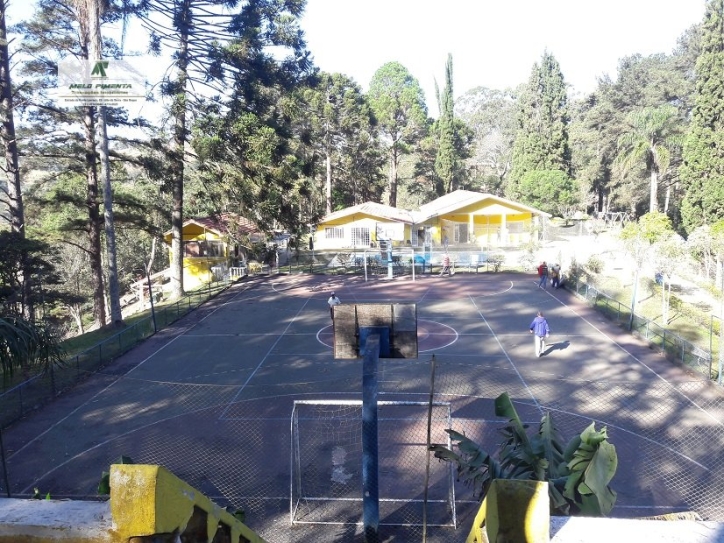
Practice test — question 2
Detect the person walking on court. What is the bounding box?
[537,261,549,288]
[327,291,341,320]
[550,263,561,289]
[440,253,453,276]
[529,310,550,357]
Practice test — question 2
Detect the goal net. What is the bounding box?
[290,399,456,528]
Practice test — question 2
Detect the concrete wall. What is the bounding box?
[0,464,268,543]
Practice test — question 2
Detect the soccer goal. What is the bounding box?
[362,246,419,281]
[290,399,456,528]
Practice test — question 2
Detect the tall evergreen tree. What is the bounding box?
[434,54,456,196]
[368,62,427,208]
[82,0,123,326]
[16,0,127,328]
[507,51,570,201]
[301,72,381,214]
[139,0,311,297]
[0,0,33,320]
[680,0,724,232]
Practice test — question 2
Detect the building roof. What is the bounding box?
[414,190,551,222]
[321,202,416,224]
[164,213,259,238]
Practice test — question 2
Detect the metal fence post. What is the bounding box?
[0,427,10,497]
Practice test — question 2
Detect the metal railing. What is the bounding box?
[566,275,715,380]
[0,280,233,430]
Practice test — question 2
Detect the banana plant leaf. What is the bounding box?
[430,429,504,498]
[431,394,618,517]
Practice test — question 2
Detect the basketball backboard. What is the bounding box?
[332,303,417,359]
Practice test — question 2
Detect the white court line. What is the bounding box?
[470,295,543,414]
[315,320,459,352]
[545,287,724,427]
[473,280,515,297]
[218,296,313,420]
[8,280,260,463]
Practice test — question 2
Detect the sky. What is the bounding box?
[300,0,708,116]
[6,0,708,120]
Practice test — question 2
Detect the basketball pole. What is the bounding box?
[362,333,380,543]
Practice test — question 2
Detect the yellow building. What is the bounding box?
[163,215,260,289]
[314,190,550,250]
[312,201,416,251]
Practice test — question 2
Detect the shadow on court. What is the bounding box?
[3,272,724,542]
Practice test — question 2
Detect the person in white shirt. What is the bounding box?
[327,291,341,320]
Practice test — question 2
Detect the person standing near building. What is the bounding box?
[529,310,550,357]
[537,261,548,288]
[440,253,452,276]
[327,291,341,320]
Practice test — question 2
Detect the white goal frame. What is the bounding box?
[290,399,456,528]
[362,247,418,282]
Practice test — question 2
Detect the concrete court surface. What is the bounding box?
[3,271,724,542]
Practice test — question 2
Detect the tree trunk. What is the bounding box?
[649,169,658,213]
[0,1,33,321]
[388,145,398,208]
[663,183,671,214]
[325,152,332,215]
[88,0,122,326]
[69,304,84,335]
[83,105,107,328]
[169,0,191,300]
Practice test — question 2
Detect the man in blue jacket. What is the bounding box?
[529,311,550,357]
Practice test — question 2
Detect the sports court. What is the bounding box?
[4,271,724,542]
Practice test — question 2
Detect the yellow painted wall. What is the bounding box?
[164,225,232,289]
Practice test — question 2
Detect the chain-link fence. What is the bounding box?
[0,280,233,430]
[4,357,723,542]
[566,276,717,380]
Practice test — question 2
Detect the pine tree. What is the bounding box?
[368,62,427,208]
[138,0,312,297]
[434,54,456,196]
[0,0,32,319]
[680,0,724,232]
[16,0,119,328]
[301,72,382,214]
[507,51,571,201]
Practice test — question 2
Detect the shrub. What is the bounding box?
[430,392,618,516]
[586,255,604,275]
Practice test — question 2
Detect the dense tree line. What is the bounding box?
[0,0,723,342]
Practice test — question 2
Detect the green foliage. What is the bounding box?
[570,45,695,218]
[586,255,604,274]
[301,72,385,210]
[368,61,428,207]
[32,488,51,500]
[508,51,570,200]
[0,316,65,381]
[517,169,577,214]
[615,105,683,213]
[456,86,516,195]
[620,211,673,244]
[0,231,66,316]
[430,392,618,516]
[434,54,458,196]
[681,0,724,232]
